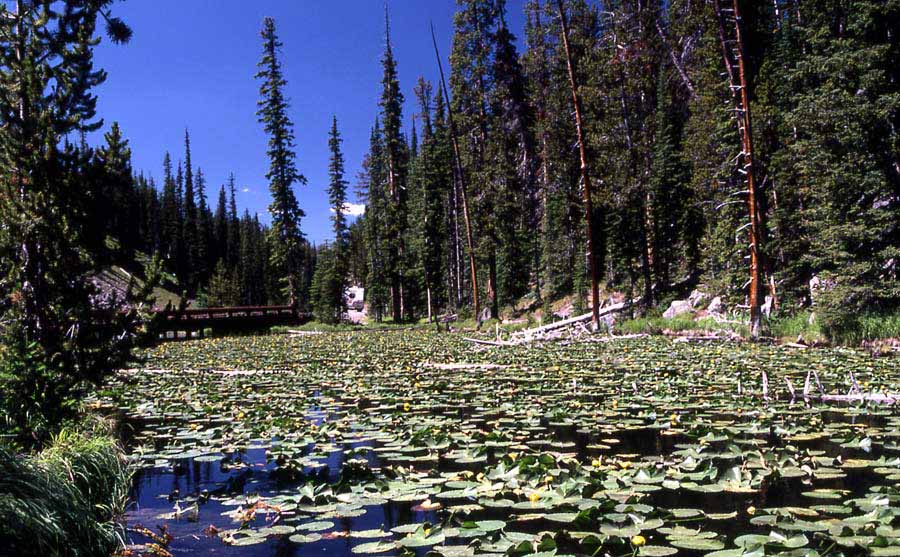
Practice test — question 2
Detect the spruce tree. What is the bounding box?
[772,0,900,338]
[227,173,241,268]
[379,8,409,321]
[182,130,199,291]
[214,184,228,266]
[414,77,448,321]
[255,17,306,306]
[96,122,138,258]
[361,120,389,322]
[0,0,141,444]
[195,167,212,285]
[327,116,349,318]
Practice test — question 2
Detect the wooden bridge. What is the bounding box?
[154,305,309,339]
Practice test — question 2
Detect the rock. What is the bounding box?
[601,313,617,330]
[480,307,493,322]
[707,296,724,315]
[663,300,693,319]
[688,289,707,308]
[809,275,834,305]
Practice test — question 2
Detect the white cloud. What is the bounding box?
[241,187,251,193]
[330,202,365,217]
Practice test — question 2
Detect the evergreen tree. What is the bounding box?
[213,184,228,266]
[160,152,181,268]
[379,7,409,321]
[310,244,342,324]
[0,0,142,445]
[195,166,212,284]
[204,260,240,307]
[227,173,241,268]
[772,0,900,337]
[182,130,199,292]
[326,116,350,318]
[360,120,390,322]
[413,77,449,321]
[255,17,306,306]
[96,122,138,258]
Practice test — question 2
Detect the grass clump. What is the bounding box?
[617,315,748,337]
[821,310,900,346]
[0,421,131,557]
[769,311,825,343]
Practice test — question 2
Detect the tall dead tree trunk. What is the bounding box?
[714,0,765,338]
[432,24,481,325]
[556,0,601,331]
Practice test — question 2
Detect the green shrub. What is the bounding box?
[0,423,131,557]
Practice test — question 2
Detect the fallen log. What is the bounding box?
[461,337,513,347]
[512,300,634,341]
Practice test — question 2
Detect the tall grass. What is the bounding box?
[824,311,900,346]
[769,311,825,343]
[617,315,749,337]
[0,421,131,557]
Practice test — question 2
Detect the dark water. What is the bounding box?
[124,441,441,557]
[122,411,883,557]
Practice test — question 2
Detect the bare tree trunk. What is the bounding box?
[556,0,601,331]
[488,251,498,319]
[432,24,481,325]
[655,20,698,101]
[714,0,765,339]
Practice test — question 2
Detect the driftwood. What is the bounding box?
[462,337,511,347]
[460,300,637,347]
[757,368,900,405]
[516,301,631,338]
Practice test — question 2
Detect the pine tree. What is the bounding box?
[361,120,390,322]
[160,152,180,267]
[213,184,228,266]
[327,116,349,319]
[450,0,495,319]
[489,1,537,308]
[195,166,212,285]
[255,17,306,306]
[413,77,449,321]
[0,0,140,444]
[205,260,240,307]
[772,0,900,338]
[379,7,409,321]
[182,130,199,292]
[96,122,138,258]
[227,173,241,268]
[310,244,342,324]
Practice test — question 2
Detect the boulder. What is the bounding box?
[663,299,693,319]
[688,289,708,308]
[706,296,724,315]
[809,275,834,305]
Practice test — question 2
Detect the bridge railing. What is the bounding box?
[156,305,298,322]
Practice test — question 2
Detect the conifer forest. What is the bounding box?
[1,1,899,557]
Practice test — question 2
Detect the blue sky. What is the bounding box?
[89,1,528,244]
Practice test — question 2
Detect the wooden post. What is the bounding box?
[555,0,601,331]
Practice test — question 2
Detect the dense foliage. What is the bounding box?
[49,1,897,339]
[349,0,899,334]
[0,0,152,446]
